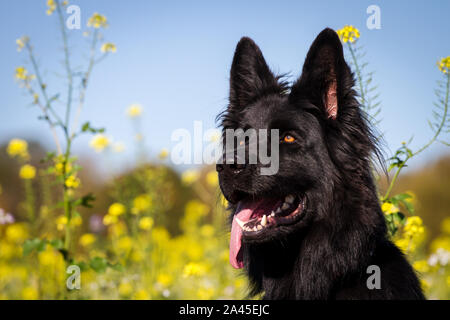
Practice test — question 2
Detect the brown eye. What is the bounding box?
[282,135,295,143]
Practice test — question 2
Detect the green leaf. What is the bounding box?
[48,93,60,102]
[23,238,47,256]
[74,193,96,208]
[89,257,108,273]
[40,151,56,164]
[81,121,105,134]
[73,261,89,272]
[108,262,124,272]
[49,239,64,249]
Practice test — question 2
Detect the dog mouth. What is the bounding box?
[229,194,306,269]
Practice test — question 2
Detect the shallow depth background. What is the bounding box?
[0,0,449,299]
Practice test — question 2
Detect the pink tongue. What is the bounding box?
[229,199,279,269]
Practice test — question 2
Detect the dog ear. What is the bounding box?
[229,37,281,110]
[290,28,352,120]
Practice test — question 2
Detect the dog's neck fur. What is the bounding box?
[243,164,387,300]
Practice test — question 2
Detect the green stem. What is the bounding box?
[413,72,450,157]
[56,0,74,131]
[348,42,365,106]
[63,138,73,258]
[24,179,35,225]
[25,42,64,128]
[71,29,99,138]
[383,72,449,200]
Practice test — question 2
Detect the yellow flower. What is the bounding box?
[65,175,80,189]
[404,216,425,238]
[108,203,126,216]
[79,233,96,247]
[181,169,200,185]
[131,194,152,214]
[54,157,72,176]
[101,42,117,53]
[56,215,68,231]
[336,25,360,43]
[206,170,218,187]
[5,224,28,243]
[151,227,170,244]
[117,236,133,252]
[138,216,154,231]
[395,238,409,253]
[182,262,207,277]
[381,202,399,215]
[46,0,56,15]
[198,287,215,300]
[108,221,126,237]
[200,224,215,237]
[430,236,450,252]
[134,289,150,300]
[72,215,82,227]
[56,215,82,231]
[220,194,228,208]
[22,286,38,300]
[420,279,429,292]
[7,138,29,159]
[16,36,29,52]
[157,273,173,287]
[441,217,450,235]
[15,66,35,82]
[413,260,430,273]
[38,247,63,267]
[126,104,143,118]
[89,134,110,152]
[87,13,108,28]
[158,148,169,160]
[103,214,118,226]
[19,164,36,180]
[437,56,450,74]
[118,282,133,298]
[185,200,209,219]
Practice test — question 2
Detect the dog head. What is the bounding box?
[217,28,377,269]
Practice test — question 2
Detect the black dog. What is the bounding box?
[216,28,424,300]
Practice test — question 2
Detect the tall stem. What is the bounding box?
[63,137,73,257]
[383,72,449,200]
[348,43,365,106]
[56,1,74,131]
[71,29,99,138]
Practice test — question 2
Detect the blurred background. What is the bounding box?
[0,0,449,299]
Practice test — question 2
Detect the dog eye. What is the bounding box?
[281,134,296,143]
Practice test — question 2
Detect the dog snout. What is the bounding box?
[216,153,247,174]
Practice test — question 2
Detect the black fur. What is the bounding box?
[217,28,425,300]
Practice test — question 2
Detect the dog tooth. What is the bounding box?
[270,212,275,217]
[261,215,267,226]
[281,203,289,210]
[276,208,281,214]
[285,195,295,204]
[253,226,257,231]
[235,217,246,229]
[257,225,262,230]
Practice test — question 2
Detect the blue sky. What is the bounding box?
[0,0,449,174]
